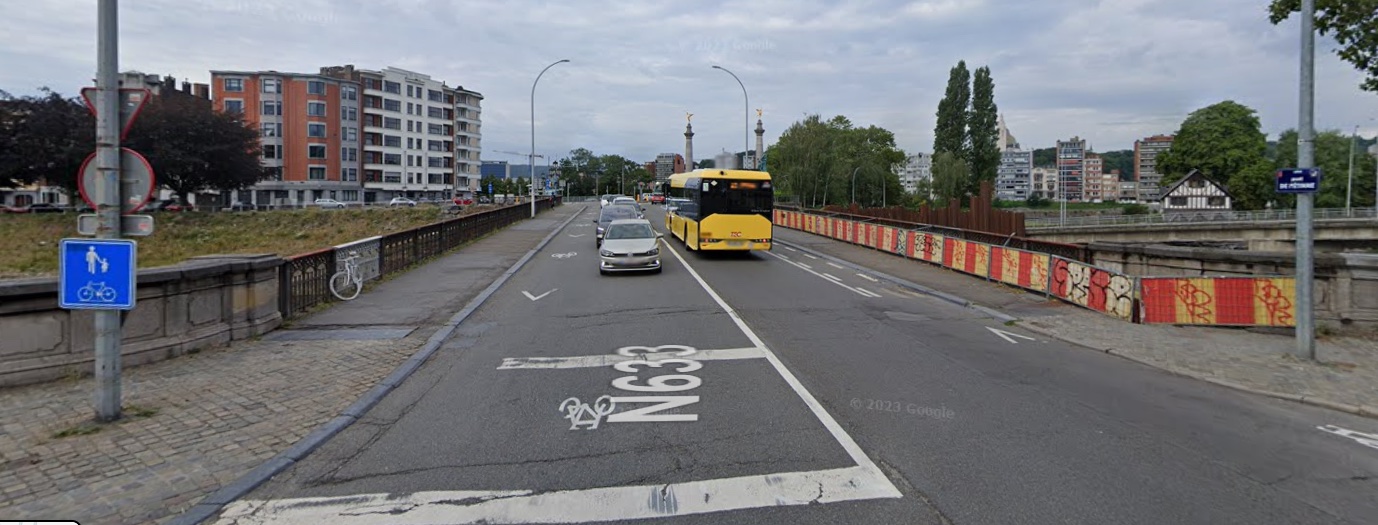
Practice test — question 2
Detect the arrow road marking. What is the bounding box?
[1317,425,1378,451]
[551,252,577,259]
[522,289,557,301]
[987,326,1035,344]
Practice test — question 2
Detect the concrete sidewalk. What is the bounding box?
[774,227,1378,419]
[0,205,582,525]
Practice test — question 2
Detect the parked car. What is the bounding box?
[25,203,66,213]
[314,198,347,209]
[598,218,662,275]
[228,201,257,212]
[147,200,194,212]
[388,197,417,207]
[600,194,619,207]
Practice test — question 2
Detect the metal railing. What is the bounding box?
[278,197,557,317]
[1027,207,1378,229]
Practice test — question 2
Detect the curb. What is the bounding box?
[776,231,1378,422]
[1015,322,1378,421]
[772,238,1018,324]
[166,205,588,525]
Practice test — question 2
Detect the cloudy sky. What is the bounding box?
[2,0,1374,162]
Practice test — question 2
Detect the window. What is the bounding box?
[261,101,281,115]
[308,81,326,95]
[428,89,443,102]
[307,101,327,117]
[1208,196,1226,207]
[308,122,326,137]
[384,171,403,183]
[223,78,243,92]
[262,145,281,159]
[407,121,414,132]
[1188,178,1206,188]
[309,166,326,180]
[384,81,401,94]
[342,189,359,200]
[428,123,445,135]
[261,123,280,137]
[384,153,402,165]
[308,145,327,159]
[344,106,357,121]
[261,78,280,93]
[223,100,243,113]
[383,117,401,130]
[342,147,357,162]
[407,85,414,97]
[428,140,446,152]
[384,135,401,147]
[383,98,401,112]
[342,86,357,101]
[428,106,444,119]
[1169,196,1188,206]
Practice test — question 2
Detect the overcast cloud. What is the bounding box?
[1,0,1374,162]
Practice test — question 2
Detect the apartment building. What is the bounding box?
[320,65,482,202]
[1083,153,1105,202]
[1031,167,1058,200]
[1119,181,1140,202]
[1134,134,1174,202]
[211,70,363,206]
[996,150,1032,201]
[897,153,932,195]
[1056,137,1086,202]
[656,153,686,182]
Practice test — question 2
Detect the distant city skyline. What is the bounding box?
[2,1,1373,161]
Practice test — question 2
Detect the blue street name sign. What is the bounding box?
[1276,167,1321,194]
[59,238,137,310]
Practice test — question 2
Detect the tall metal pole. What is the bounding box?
[1295,0,1316,359]
[851,166,861,205]
[531,59,569,218]
[712,66,749,169]
[94,0,124,422]
[1348,125,1357,215]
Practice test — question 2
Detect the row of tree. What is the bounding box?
[764,114,907,208]
[0,88,267,203]
[930,61,999,205]
[1155,100,1377,210]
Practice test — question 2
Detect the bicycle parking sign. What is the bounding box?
[59,238,137,310]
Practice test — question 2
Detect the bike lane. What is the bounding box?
[209,206,934,524]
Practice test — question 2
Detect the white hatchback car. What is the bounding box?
[314,198,346,209]
[598,219,662,275]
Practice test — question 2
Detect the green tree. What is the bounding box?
[123,94,268,203]
[931,151,968,203]
[1031,147,1056,167]
[697,159,715,169]
[1274,129,1378,208]
[1155,100,1268,189]
[1269,0,1378,93]
[767,114,906,208]
[0,88,94,192]
[1098,150,1135,180]
[967,66,1000,197]
[1227,158,1285,210]
[1025,193,1048,208]
[933,61,970,158]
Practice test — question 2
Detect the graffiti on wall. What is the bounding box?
[1050,258,1135,320]
[1139,277,1296,327]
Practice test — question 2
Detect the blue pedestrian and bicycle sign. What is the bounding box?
[1276,168,1321,194]
[59,238,137,310]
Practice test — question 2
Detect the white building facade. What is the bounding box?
[897,153,932,195]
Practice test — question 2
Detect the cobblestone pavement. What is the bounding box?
[774,227,1378,418]
[0,206,579,525]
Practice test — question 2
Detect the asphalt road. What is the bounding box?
[210,204,1378,524]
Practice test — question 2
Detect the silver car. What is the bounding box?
[598,219,662,275]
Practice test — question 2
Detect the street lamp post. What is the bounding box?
[531,59,570,218]
[712,65,749,169]
[1348,124,1358,215]
[851,166,862,205]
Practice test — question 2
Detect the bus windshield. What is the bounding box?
[700,179,773,216]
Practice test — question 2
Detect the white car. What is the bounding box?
[314,198,346,209]
[598,219,662,275]
[600,194,619,207]
[388,197,417,207]
[611,196,637,207]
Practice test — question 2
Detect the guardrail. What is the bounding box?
[1027,207,1378,229]
[277,197,557,317]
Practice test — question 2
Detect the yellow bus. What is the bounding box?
[665,169,773,251]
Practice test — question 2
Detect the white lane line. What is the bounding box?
[665,243,899,495]
[856,273,879,283]
[764,251,877,299]
[802,253,818,260]
[215,466,897,524]
[855,287,882,298]
[826,262,845,269]
[822,273,842,282]
[497,347,765,370]
[776,254,791,261]
[782,246,798,252]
